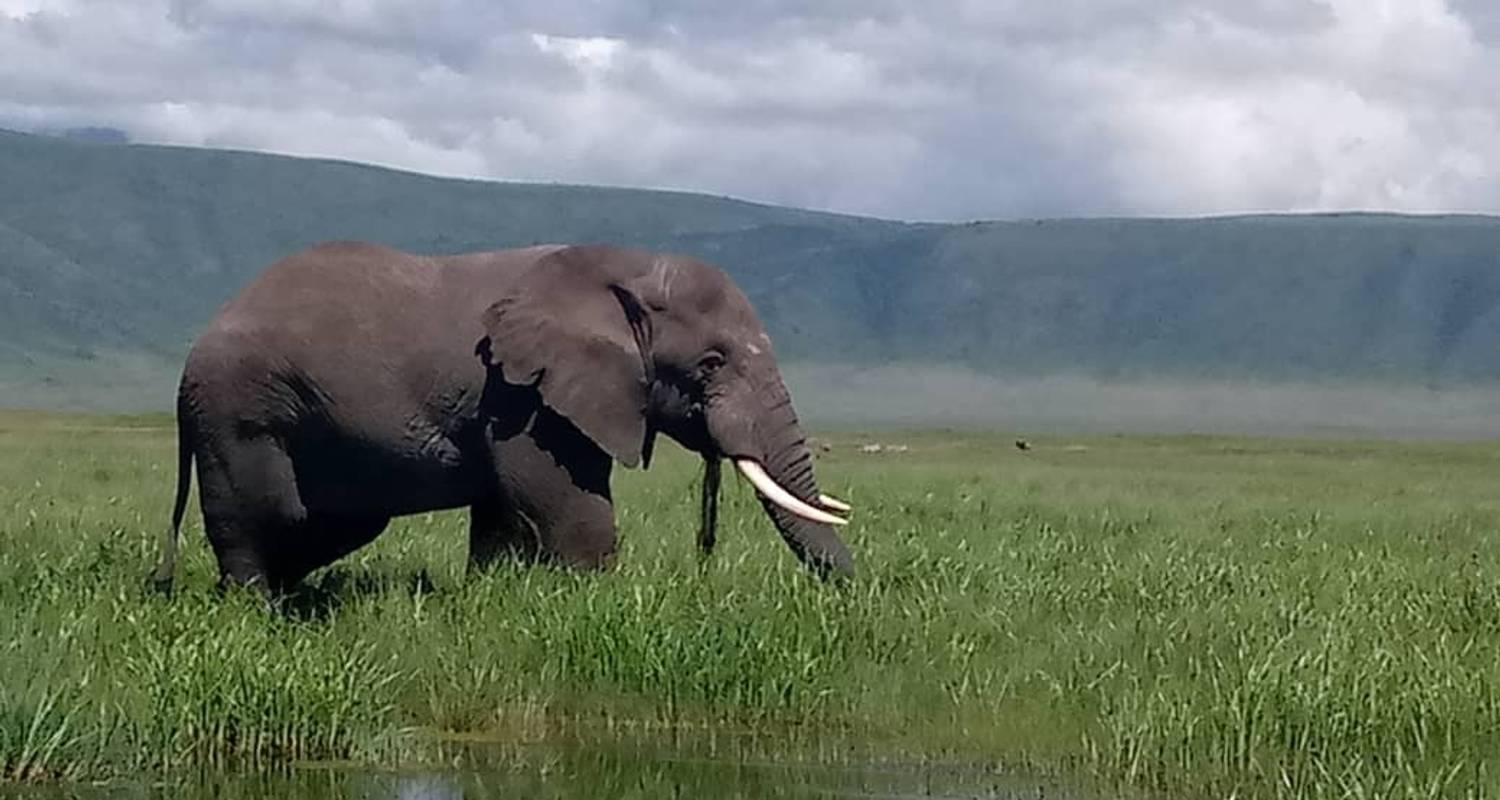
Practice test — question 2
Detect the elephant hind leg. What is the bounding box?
[272,512,390,590]
[195,430,308,593]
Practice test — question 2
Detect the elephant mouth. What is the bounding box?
[688,379,855,578]
[691,401,852,528]
[731,458,850,527]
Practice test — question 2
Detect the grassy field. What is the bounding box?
[2,411,1500,798]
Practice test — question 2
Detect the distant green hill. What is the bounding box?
[3,128,1500,415]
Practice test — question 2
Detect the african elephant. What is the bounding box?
[150,242,854,593]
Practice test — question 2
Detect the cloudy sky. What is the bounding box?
[2,0,1498,221]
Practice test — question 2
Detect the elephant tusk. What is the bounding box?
[817,493,852,513]
[734,459,849,526]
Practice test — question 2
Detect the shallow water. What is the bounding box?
[7,733,1056,799]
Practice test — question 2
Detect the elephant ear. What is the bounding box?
[478,247,656,467]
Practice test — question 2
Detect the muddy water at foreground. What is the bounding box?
[6,733,1070,800]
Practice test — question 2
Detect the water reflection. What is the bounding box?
[11,734,1055,800]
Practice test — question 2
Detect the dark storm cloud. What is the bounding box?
[2,0,1497,219]
[1451,0,1500,42]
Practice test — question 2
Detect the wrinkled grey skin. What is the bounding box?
[151,242,853,593]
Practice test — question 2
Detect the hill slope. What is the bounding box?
[3,129,1500,415]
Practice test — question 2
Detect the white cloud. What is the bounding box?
[0,0,69,19]
[531,33,623,72]
[1,0,1498,219]
[1082,0,1500,214]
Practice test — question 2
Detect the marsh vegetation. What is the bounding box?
[2,411,1498,798]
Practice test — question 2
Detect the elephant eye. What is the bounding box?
[696,351,726,379]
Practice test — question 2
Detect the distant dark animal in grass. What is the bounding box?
[152,243,854,595]
[1015,439,1031,451]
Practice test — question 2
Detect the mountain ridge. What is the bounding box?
[3,128,1500,414]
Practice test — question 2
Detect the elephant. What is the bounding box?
[150,242,855,594]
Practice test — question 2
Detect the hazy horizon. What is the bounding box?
[785,364,1500,440]
[9,355,1500,441]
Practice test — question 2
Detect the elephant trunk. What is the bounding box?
[744,377,854,579]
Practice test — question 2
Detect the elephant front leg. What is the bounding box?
[481,410,620,570]
[467,499,540,572]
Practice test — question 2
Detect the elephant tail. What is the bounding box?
[150,404,194,594]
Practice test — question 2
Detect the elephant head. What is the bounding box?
[478,245,854,578]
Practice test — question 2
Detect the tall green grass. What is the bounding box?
[2,413,1499,797]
